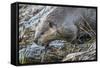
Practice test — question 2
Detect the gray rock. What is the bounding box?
[19,42,45,64]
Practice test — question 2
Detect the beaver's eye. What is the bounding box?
[41,32,44,35]
[49,22,53,28]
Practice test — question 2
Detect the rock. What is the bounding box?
[19,42,45,64]
[49,40,65,49]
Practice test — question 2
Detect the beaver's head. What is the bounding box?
[34,18,58,46]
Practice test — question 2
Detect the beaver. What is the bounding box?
[33,6,96,46]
